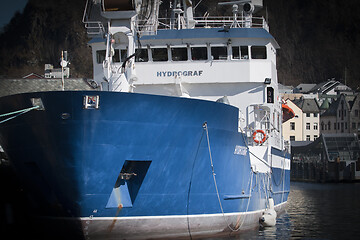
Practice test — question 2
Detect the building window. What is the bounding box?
[314,135,318,140]
[334,122,337,130]
[328,121,331,130]
[251,46,267,59]
[211,46,227,60]
[314,123,318,130]
[171,47,188,61]
[352,122,356,129]
[355,110,359,117]
[191,47,207,61]
[314,113,318,117]
[306,135,311,141]
[290,136,296,141]
[306,113,310,117]
[290,122,295,130]
[345,122,347,129]
[306,123,310,130]
[321,122,324,130]
[151,48,168,62]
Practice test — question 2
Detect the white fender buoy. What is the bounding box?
[260,198,277,227]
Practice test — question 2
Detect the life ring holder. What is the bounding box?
[253,129,267,144]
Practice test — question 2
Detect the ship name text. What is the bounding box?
[157,70,203,77]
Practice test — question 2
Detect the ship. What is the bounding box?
[0,0,291,239]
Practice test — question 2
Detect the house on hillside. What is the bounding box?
[282,97,320,142]
[282,99,302,141]
[348,94,360,138]
[292,97,321,141]
[320,94,353,134]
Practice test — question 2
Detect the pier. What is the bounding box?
[290,133,360,182]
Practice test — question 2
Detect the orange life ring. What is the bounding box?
[253,130,267,144]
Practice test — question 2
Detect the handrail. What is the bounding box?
[83,0,105,35]
[149,16,268,31]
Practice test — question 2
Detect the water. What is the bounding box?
[2,166,360,240]
[219,182,360,240]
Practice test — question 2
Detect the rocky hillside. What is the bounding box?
[0,0,92,78]
[0,0,359,90]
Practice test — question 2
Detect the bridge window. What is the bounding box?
[96,50,106,64]
[112,49,120,62]
[232,46,249,59]
[211,46,227,60]
[241,46,249,59]
[135,49,148,62]
[171,47,188,61]
[120,49,127,62]
[251,46,267,59]
[191,47,207,61]
[151,48,168,62]
[96,49,122,63]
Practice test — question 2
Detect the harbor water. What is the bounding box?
[2,162,360,240]
[223,182,360,240]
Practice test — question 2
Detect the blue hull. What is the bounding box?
[0,91,290,238]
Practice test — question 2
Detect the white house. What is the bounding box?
[282,97,320,142]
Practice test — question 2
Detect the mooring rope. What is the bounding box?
[203,122,253,232]
[0,106,39,124]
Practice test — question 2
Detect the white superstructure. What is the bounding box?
[83,0,290,172]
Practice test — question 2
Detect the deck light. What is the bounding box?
[264,78,271,84]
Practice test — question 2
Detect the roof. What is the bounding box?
[89,27,280,48]
[345,95,356,109]
[307,80,340,94]
[319,97,330,110]
[22,73,43,79]
[292,133,360,155]
[0,78,97,97]
[306,80,352,94]
[278,83,293,94]
[292,97,320,113]
[321,96,339,117]
[293,84,316,93]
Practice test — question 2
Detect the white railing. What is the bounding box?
[82,0,105,36]
[140,16,269,31]
[84,21,105,35]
